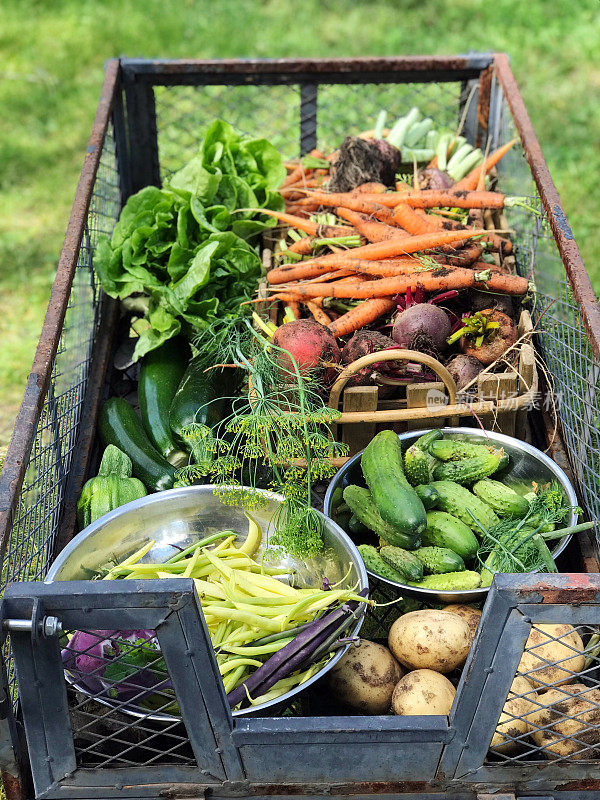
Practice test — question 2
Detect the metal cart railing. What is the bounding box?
[1,54,600,800]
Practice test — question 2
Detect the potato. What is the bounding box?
[392,669,456,716]
[518,624,585,688]
[489,676,538,753]
[327,639,403,714]
[388,610,471,673]
[528,683,600,759]
[443,605,482,643]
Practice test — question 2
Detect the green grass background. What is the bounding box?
[1,0,599,447]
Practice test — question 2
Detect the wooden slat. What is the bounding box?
[341,386,378,455]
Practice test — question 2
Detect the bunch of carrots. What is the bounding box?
[257,138,531,339]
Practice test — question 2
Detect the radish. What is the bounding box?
[391,286,452,355]
[272,319,340,381]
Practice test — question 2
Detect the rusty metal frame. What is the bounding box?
[2,54,600,800]
[0,59,122,568]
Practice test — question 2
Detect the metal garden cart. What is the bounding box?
[2,54,600,800]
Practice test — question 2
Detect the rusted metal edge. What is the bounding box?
[121,54,492,86]
[493,53,600,364]
[0,59,121,565]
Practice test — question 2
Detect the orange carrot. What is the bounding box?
[269,268,529,299]
[328,298,397,338]
[392,203,439,235]
[441,242,484,267]
[426,155,439,169]
[286,301,301,319]
[287,228,361,256]
[268,229,483,284]
[281,164,306,188]
[254,210,324,235]
[405,190,506,210]
[274,257,433,283]
[306,300,332,326]
[335,207,409,242]
[453,138,518,192]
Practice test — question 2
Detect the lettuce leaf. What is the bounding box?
[94,120,282,359]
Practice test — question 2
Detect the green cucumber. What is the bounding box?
[169,356,232,438]
[380,545,424,582]
[433,451,503,484]
[413,546,465,574]
[407,570,481,591]
[138,337,190,468]
[414,484,440,510]
[357,544,408,583]
[99,398,177,492]
[472,479,530,518]
[404,430,443,485]
[430,480,499,532]
[422,511,479,560]
[361,430,427,537]
[429,439,497,461]
[343,485,419,549]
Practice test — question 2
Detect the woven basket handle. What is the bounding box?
[327,348,458,410]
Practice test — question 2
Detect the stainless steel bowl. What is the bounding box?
[46,485,368,717]
[323,428,578,603]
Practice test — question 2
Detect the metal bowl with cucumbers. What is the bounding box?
[323,428,579,603]
[46,485,368,719]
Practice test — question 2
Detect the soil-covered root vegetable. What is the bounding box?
[329,136,402,193]
[490,676,539,754]
[341,330,396,388]
[391,669,456,716]
[528,683,600,759]
[517,624,585,688]
[388,609,471,673]
[271,319,341,381]
[417,167,454,192]
[443,605,482,643]
[470,289,514,317]
[445,354,484,391]
[327,639,403,714]
[392,303,451,355]
[459,308,518,366]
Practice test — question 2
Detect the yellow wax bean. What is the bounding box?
[220,638,294,656]
[232,601,295,619]
[219,657,263,676]
[223,664,248,694]
[183,548,202,578]
[193,579,227,600]
[202,606,282,632]
[237,570,298,596]
[237,511,262,556]
[119,540,156,568]
[281,592,332,627]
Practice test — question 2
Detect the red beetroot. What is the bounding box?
[446,354,484,391]
[341,330,396,388]
[392,303,451,355]
[272,319,341,381]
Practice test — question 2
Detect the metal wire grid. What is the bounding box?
[154,80,465,179]
[1,125,122,706]
[493,96,600,535]
[485,622,600,763]
[63,628,195,768]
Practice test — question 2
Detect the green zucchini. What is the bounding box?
[138,337,190,468]
[380,545,424,582]
[433,451,503,484]
[361,430,427,537]
[99,397,177,492]
[472,479,530,518]
[422,511,479,560]
[413,546,465,574]
[343,485,419,549]
[357,544,408,583]
[169,356,232,438]
[430,480,499,532]
[414,484,440,510]
[407,570,481,591]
